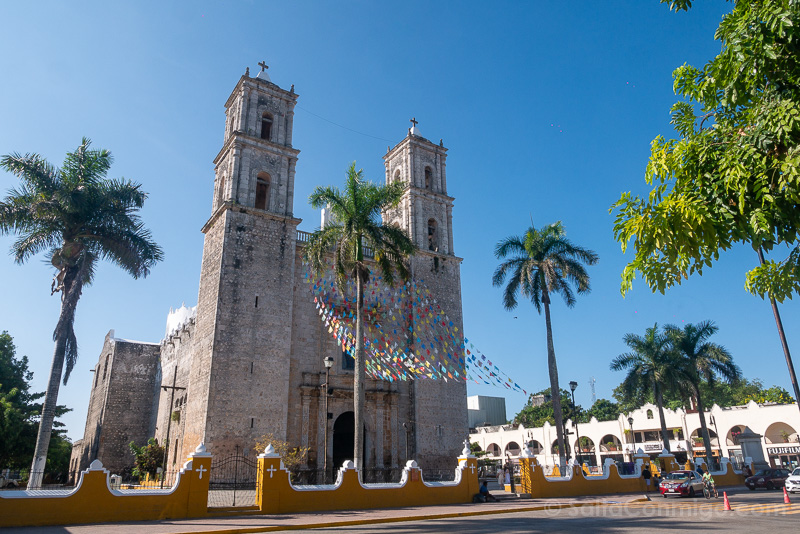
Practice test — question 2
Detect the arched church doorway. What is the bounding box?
[333,412,355,471]
[332,411,367,471]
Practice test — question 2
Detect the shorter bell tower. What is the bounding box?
[383,120,467,469]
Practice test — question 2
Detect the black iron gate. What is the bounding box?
[207,451,259,508]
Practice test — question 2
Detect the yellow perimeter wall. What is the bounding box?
[518,453,745,498]
[0,449,212,528]
[256,453,479,514]
[0,447,479,528]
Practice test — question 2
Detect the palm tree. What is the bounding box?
[304,162,415,476]
[610,324,684,453]
[492,221,598,469]
[665,321,741,469]
[0,138,163,488]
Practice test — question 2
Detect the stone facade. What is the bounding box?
[69,331,160,481]
[71,67,468,477]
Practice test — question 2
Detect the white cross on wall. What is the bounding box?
[468,464,475,474]
[196,465,207,479]
[267,465,277,478]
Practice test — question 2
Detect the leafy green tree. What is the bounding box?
[612,0,800,300]
[583,399,621,422]
[129,438,164,480]
[613,377,791,412]
[514,388,583,429]
[0,139,163,487]
[0,331,70,473]
[744,385,795,404]
[666,321,741,468]
[0,331,35,467]
[304,162,415,476]
[610,323,685,452]
[493,222,598,469]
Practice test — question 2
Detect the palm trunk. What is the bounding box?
[29,265,82,490]
[757,249,800,414]
[654,384,671,452]
[543,290,566,470]
[353,269,366,479]
[694,384,714,469]
[28,335,67,489]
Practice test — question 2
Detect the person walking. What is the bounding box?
[642,465,652,492]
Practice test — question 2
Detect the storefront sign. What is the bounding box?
[767,446,800,455]
[644,444,662,452]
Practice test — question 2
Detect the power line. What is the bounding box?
[295,105,393,142]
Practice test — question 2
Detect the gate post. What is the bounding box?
[187,442,212,517]
[457,441,479,500]
[257,444,288,514]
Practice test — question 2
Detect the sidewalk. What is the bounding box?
[2,493,648,534]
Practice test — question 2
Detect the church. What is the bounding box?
[69,65,468,481]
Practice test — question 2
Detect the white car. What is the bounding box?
[785,468,800,494]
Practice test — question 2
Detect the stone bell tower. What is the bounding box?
[383,120,468,468]
[182,64,302,458]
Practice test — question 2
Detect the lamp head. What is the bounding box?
[628,417,634,426]
[323,356,334,369]
[569,381,578,392]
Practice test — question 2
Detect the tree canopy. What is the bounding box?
[612,0,800,301]
[0,331,70,474]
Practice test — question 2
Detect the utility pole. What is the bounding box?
[160,366,186,489]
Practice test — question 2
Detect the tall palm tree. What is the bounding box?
[304,162,415,476]
[665,321,741,469]
[0,138,163,488]
[492,221,598,469]
[610,323,684,453]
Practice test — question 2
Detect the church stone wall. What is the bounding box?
[192,208,299,458]
[70,333,160,477]
[153,317,194,469]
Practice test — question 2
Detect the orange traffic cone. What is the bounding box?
[784,487,791,504]
[723,491,732,511]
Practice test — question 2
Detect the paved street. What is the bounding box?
[287,488,800,533]
[2,486,796,533]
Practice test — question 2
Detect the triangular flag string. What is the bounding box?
[303,263,527,396]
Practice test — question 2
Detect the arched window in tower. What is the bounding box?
[427,218,438,251]
[216,174,226,208]
[255,172,270,210]
[424,167,432,190]
[261,112,273,141]
[394,169,401,183]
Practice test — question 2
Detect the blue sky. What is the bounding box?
[1,1,797,441]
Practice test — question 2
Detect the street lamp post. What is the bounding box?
[709,415,721,470]
[628,416,635,462]
[569,381,581,467]
[322,356,334,483]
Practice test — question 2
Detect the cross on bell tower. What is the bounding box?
[258,61,269,72]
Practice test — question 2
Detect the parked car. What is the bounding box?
[0,470,21,489]
[785,468,800,494]
[744,468,791,490]
[659,470,705,498]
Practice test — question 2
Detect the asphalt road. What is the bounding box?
[287,486,799,533]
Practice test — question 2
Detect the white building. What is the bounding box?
[467,395,507,429]
[470,401,800,470]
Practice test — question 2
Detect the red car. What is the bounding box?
[745,469,791,490]
[659,470,705,498]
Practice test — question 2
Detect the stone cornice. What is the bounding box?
[213,133,300,166]
[384,133,447,161]
[415,248,463,262]
[201,202,302,234]
[224,74,298,110]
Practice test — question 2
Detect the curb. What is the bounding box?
[172,498,650,534]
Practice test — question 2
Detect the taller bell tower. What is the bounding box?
[383,121,468,468]
[182,65,302,458]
